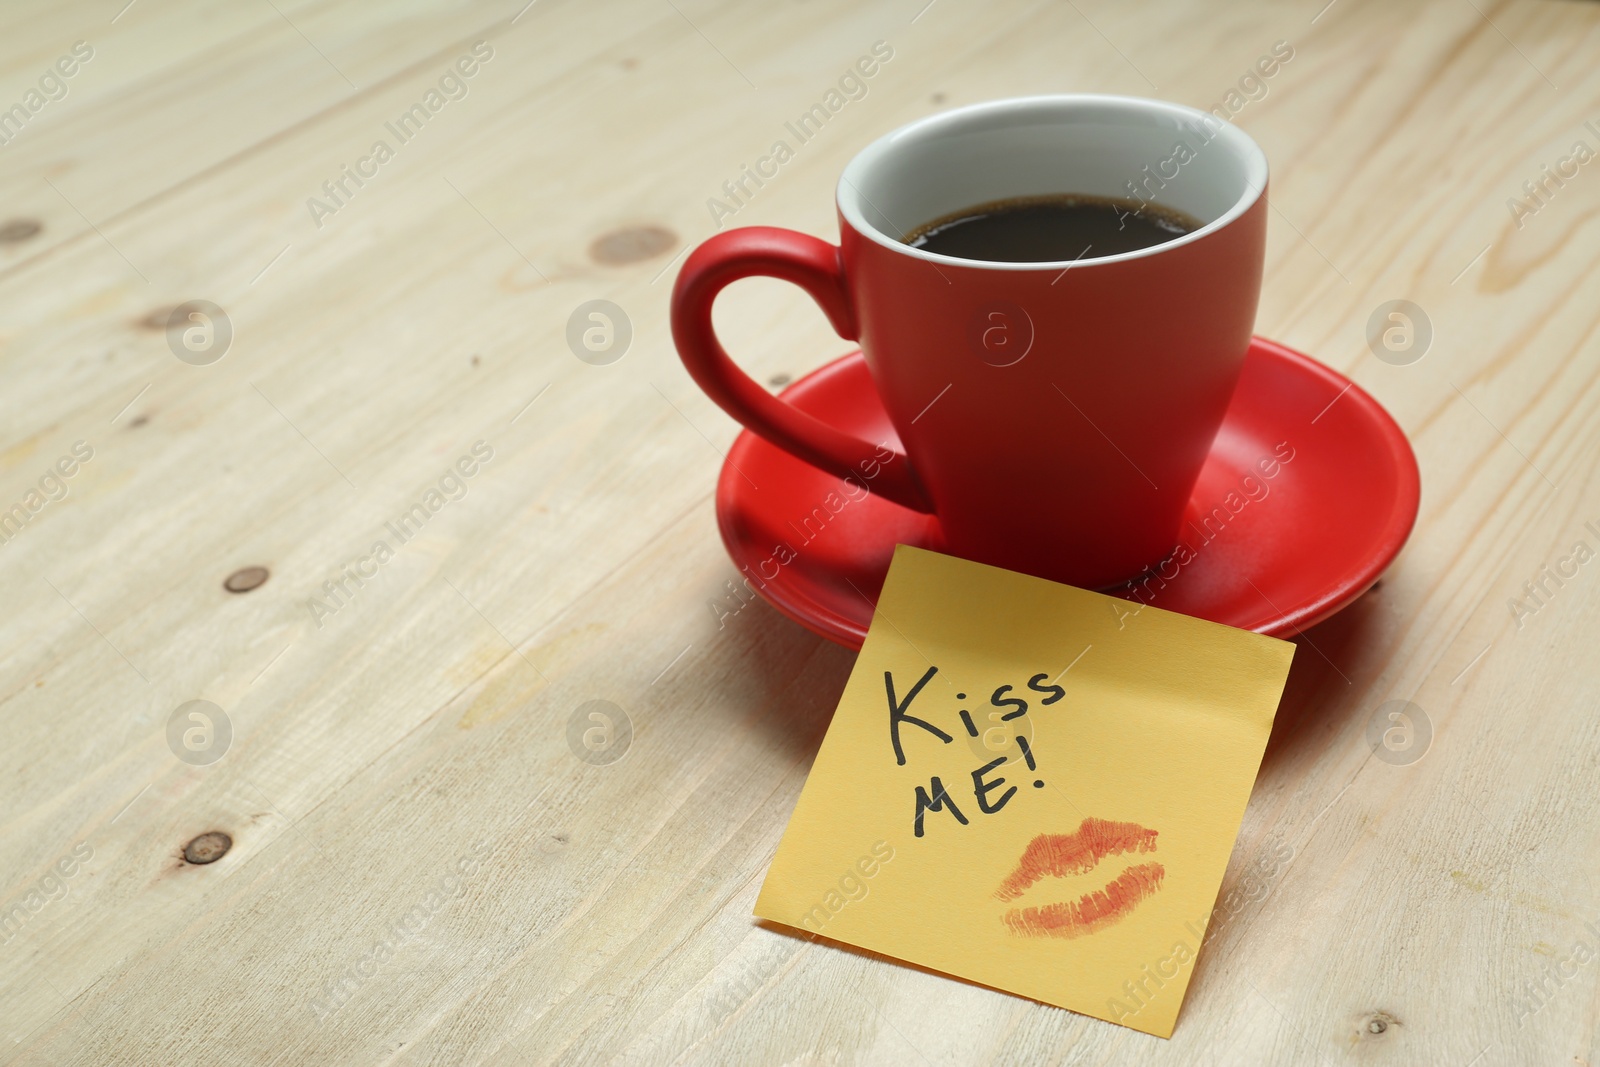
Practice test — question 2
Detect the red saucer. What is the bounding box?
[716,337,1419,647]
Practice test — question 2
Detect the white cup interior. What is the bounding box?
[838,95,1268,269]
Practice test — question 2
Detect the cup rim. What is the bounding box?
[836,93,1269,272]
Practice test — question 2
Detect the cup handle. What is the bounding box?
[671,226,934,514]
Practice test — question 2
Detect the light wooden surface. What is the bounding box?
[2,0,1598,1062]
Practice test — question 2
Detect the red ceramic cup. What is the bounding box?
[672,95,1268,589]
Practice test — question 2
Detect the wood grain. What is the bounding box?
[2,0,1599,1062]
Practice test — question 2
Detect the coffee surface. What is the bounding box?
[903,194,1200,262]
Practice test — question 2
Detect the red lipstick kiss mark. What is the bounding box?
[997,817,1164,939]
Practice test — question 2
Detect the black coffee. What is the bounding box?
[903,194,1200,263]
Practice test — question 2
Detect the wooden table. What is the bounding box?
[2,0,1597,1062]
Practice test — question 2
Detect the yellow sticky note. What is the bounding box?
[754,545,1295,1038]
